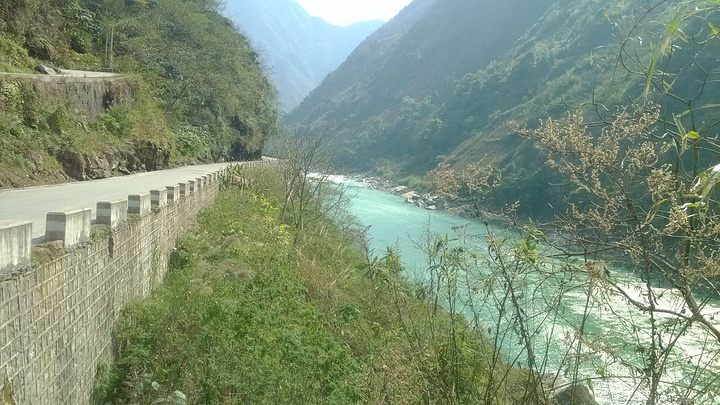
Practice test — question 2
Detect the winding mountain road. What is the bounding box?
[0,162,235,240]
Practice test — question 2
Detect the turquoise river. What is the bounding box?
[344,179,720,405]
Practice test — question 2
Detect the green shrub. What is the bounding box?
[172,124,213,162]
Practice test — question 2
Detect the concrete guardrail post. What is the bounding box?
[0,221,32,273]
[46,208,92,247]
[97,199,128,229]
[188,180,196,194]
[128,193,151,216]
[151,189,168,207]
[166,185,180,202]
[178,182,189,198]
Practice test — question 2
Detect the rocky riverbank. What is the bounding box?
[354,175,483,218]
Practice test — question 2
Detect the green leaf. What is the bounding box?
[173,390,187,400]
[698,163,720,199]
[686,131,700,139]
[710,22,720,35]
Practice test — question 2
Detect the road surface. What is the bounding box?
[0,162,235,240]
[0,68,125,79]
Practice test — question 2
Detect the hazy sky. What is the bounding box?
[294,0,413,26]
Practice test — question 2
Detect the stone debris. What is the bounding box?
[35,64,59,75]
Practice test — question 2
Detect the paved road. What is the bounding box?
[0,163,235,240]
[55,68,124,78]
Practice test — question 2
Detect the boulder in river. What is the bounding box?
[400,191,421,201]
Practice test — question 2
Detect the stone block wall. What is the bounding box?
[0,166,237,404]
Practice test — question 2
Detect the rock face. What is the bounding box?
[57,147,169,181]
[541,375,600,405]
[134,141,171,171]
[553,385,599,405]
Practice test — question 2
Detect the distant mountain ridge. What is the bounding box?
[224,0,384,110]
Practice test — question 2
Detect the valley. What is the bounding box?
[1,0,719,404]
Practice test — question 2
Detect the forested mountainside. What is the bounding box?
[288,0,720,215]
[0,0,278,187]
[225,0,384,111]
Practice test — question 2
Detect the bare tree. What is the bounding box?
[276,128,349,236]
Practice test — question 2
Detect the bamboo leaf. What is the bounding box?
[686,131,700,139]
[2,374,16,405]
[710,22,720,35]
[644,45,659,97]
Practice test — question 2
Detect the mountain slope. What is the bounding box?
[287,0,720,214]
[0,0,278,187]
[288,0,557,167]
[225,0,384,110]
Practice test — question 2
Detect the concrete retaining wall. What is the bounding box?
[0,73,136,120]
[0,163,250,404]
